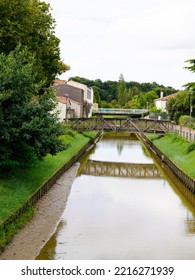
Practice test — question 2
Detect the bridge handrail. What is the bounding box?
[92,108,148,114]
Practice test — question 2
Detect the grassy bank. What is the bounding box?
[0,131,98,251]
[0,131,98,225]
[146,133,195,178]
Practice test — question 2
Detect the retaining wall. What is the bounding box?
[139,133,195,194]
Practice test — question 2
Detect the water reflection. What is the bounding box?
[36,133,195,260]
[36,220,66,260]
[90,136,153,164]
[81,160,162,179]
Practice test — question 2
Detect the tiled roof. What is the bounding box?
[53,79,66,86]
[155,92,178,101]
[54,84,84,104]
[57,96,69,104]
[56,96,80,105]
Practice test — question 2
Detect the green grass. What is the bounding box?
[146,133,195,178]
[0,131,98,225]
[0,205,34,251]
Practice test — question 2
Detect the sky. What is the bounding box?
[45,0,195,89]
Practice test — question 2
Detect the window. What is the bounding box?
[87,89,91,99]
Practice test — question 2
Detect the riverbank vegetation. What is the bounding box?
[146,133,195,178]
[0,1,70,170]
[0,131,98,251]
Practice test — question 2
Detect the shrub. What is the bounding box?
[179,115,190,125]
[187,142,195,154]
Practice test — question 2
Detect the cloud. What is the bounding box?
[45,0,195,88]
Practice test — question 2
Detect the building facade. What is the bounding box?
[66,80,94,117]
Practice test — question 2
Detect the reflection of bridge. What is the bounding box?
[67,117,174,133]
[81,160,162,179]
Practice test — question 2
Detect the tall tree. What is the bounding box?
[92,86,101,107]
[0,0,69,85]
[0,46,67,169]
[117,74,127,107]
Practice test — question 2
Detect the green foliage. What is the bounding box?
[0,132,98,224]
[178,115,195,128]
[110,99,120,108]
[82,131,98,139]
[0,0,69,85]
[0,45,67,169]
[117,74,127,107]
[69,76,177,109]
[187,142,195,154]
[101,100,111,108]
[185,59,195,74]
[124,95,140,109]
[139,90,158,108]
[146,132,195,178]
[0,131,98,250]
[0,204,34,251]
[166,90,191,123]
[92,86,101,106]
[179,115,191,125]
[149,106,162,113]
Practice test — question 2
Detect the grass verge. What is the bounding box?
[0,205,34,251]
[145,132,195,178]
[0,131,98,250]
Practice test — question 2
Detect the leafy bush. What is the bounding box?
[0,205,34,252]
[187,142,195,154]
[179,115,195,127]
[179,115,190,125]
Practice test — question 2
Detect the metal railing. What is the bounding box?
[92,108,149,115]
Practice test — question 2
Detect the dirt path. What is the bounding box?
[0,162,80,260]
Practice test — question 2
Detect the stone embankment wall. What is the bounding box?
[139,133,195,194]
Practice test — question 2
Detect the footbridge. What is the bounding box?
[92,108,148,117]
[81,160,162,179]
[67,117,174,134]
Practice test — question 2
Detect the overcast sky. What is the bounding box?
[45,0,195,89]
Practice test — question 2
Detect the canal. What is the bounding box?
[36,133,195,260]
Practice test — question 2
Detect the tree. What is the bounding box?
[69,75,177,105]
[117,74,127,107]
[0,0,69,85]
[166,90,190,123]
[0,46,68,169]
[185,59,195,74]
[184,59,195,95]
[139,90,158,108]
[92,86,101,107]
[124,95,140,109]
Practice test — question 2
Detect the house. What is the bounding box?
[54,83,84,121]
[154,92,178,112]
[66,80,94,117]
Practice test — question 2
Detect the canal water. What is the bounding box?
[36,133,195,260]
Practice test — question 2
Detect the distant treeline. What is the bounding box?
[68,76,178,110]
[69,76,177,104]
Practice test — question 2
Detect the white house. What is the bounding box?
[154,92,178,112]
[67,80,94,117]
[54,82,85,121]
[55,95,84,121]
